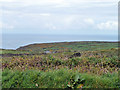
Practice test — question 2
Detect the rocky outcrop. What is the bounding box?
[69,52,81,58]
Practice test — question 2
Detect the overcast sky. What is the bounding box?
[0,0,118,35]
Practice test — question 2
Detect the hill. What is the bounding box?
[1,41,119,88]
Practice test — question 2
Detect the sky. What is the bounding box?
[0,0,119,35]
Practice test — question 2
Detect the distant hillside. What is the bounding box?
[16,41,118,52]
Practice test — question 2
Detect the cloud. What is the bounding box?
[1,0,118,3]
[45,23,57,30]
[0,21,14,29]
[0,0,118,9]
[0,0,16,2]
[97,21,118,30]
[84,18,94,24]
[0,22,2,28]
[1,0,118,17]
[39,13,51,16]
[63,16,76,26]
[0,0,118,35]
[2,9,51,18]
[0,0,67,7]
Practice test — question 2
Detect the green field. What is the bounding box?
[1,41,120,88]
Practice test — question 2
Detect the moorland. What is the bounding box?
[1,41,120,88]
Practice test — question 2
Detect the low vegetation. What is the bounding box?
[1,41,120,88]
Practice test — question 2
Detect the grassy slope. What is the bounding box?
[2,69,119,88]
[1,41,119,88]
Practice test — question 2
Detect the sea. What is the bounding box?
[1,34,118,49]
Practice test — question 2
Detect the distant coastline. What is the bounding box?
[1,41,118,50]
[2,34,118,49]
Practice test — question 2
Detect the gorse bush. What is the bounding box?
[2,53,119,75]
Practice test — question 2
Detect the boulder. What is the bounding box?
[69,52,81,58]
[44,51,51,54]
